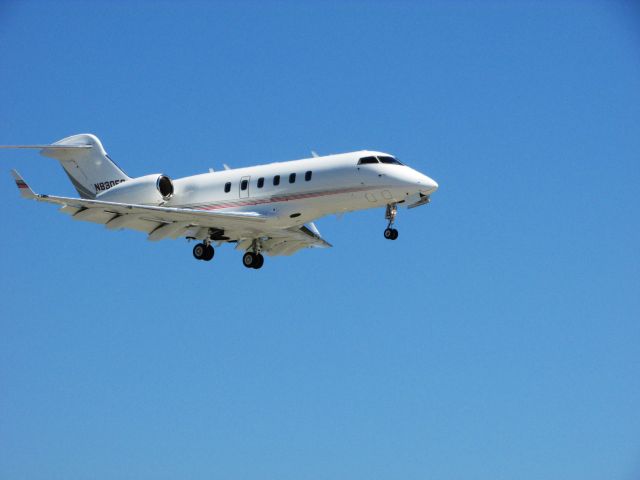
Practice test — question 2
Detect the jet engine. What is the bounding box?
[96,174,174,205]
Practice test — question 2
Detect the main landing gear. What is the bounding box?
[193,242,215,261]
[242,239,265,269]
[384,203,399,240]
[190,237,265,269]
[242,251,264,269]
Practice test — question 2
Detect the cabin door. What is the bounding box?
[239,176,250,199]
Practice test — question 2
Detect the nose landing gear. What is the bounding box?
[384,204,399,240]
[384,227,398,240]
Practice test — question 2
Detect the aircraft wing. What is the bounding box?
[11,170,331,255]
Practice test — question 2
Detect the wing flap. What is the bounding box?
[72,208,116,223]
[148,222,191,241]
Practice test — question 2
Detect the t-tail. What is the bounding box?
[40,134,130,198]
[1,133,130,198]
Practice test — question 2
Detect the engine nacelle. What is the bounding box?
[96,174,174,205]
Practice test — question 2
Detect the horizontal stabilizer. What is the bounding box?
[0,144,92,150]
[2,134,129,199]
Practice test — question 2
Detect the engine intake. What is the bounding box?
[156,175,174,199]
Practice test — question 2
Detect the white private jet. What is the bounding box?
[3,134,438,269]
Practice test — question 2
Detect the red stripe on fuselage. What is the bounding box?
[186,185,379,212]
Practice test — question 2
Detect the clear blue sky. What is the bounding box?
[1,1,639,479]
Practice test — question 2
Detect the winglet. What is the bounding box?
[10,169,37,199]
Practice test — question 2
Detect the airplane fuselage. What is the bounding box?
[164,150,438,228]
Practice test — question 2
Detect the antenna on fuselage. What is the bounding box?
[209,168,215,173]
[311,151,319,158]
[223,163,231,170]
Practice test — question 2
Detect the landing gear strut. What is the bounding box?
[384,204,399,240]
[193,241,215,261]
[243,239,265,269]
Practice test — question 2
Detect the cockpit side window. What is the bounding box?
[358,156,379,165]
[377,156,403,165]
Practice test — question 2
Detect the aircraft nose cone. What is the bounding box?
[418,175,438,193]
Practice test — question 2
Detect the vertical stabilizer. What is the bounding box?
[40,134,130,198]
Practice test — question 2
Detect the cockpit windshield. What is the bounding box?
[377,156,403,165]
[358,155,404,166]
[357,156,379,165]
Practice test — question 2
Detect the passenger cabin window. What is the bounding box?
[273,175,280,186]
[257,177,264,188]
[241,179,248,191]
[358,156,379,165]
[224,182,231,193]
[289,173,296,183]
[377,156,403,165]
[305,171,312,181]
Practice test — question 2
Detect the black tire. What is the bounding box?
[203,245,215,261]
[253,253,264,269]
[243,252,256,268]
[384,228,394,240]
[193,243,206,260]
[391,229,399,240]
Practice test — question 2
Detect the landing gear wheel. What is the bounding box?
[384,228,399,240]
[243,252,257,268]
[193,243,206,260]
[253,253,264,269]
[202,244,215,261]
